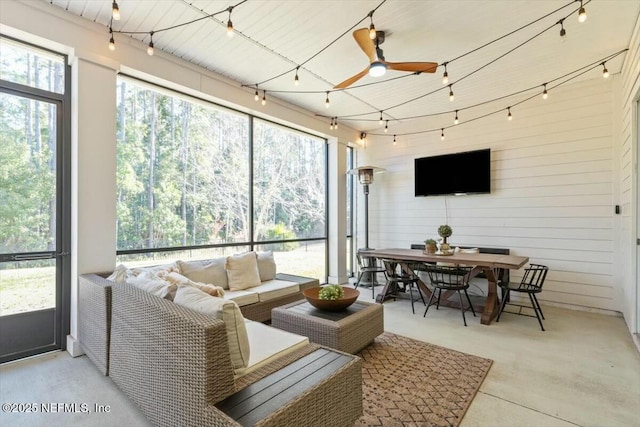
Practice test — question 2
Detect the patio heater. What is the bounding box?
[348,165,385,285]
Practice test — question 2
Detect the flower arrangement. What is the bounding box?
[437,224,453,243]
[318,284,345,300]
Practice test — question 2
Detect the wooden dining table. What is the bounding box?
[359,248,529,325]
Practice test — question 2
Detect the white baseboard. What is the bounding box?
[328,275,349,285]
[66,335,84,357]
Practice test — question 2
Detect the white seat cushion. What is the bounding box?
[223,290,260,307]
[173,286,250,370]
[235,320,309,377]
[254,279,300,302]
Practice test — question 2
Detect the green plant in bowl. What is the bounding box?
[318,284,345,300]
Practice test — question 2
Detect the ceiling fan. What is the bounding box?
[333,28,438,89]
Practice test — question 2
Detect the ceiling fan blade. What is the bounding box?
[385,61,438,73]
[333,67,370,89]
[353,28,376,62]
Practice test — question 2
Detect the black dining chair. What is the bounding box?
[496,264,549,331]
[423,264,476,326]
[381,259,425,313]
[355,253,386,298]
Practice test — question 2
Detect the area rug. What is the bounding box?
[355,332,493,427]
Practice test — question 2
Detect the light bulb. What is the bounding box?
[507,108,513,121]
[379,112,383,125]
[442,70,449,85]
[454,110,459,125]
[112,1,121,21]
[369,23,376,40]
[440,129,445,141]
[560,22,567,42]
[334,119,338,130]
[384,121,388,132]
[261,92,266,106]
[254,90,259,102]
[542,85,548,100]
[147,41,154,56]
[325,92,330,108]
[602,64,609,78]
[329,120,333,130]
[578,5,587,23]
[294,70,299,86]
[109,36,115,51]
[448,85,455,102]
[393,135,397,145]
[227,20,234,37]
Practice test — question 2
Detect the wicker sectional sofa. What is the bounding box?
[78,256,362,426]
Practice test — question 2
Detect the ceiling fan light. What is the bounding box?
[369,61,386,77]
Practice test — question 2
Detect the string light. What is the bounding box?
[254,87,259,102]
[108,27,115,51]
[384,120,389,132]
[360,132,367,145]
[542,83,548,99]
[393,134,397,145]
[147,32,154,56]
[294,67,300,86]
[261,90,267,106]
[448,85,455,102]
[442,63,449,85]
[559,19,567,42]
[602,62,609,78]
[379,111,384,125]
[334,117,338,130]
[454,110,459,124]
[507,107,513,120]
[368,11,376,40]
[440,128,445,141]
[329,118,334,130]
[226,7,234,37]
[578,1,587,23]
[325,91,330,108]
[112,1,121,21]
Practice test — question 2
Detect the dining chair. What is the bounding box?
[423,264,476,326]
[496,264,549,331]
[355,253,386,299]
[381,259,425,313]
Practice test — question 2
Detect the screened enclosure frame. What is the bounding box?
[115,74,329,282]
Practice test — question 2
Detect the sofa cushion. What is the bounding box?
[178,258,229,289]
[106,264,130,284]
[226,252,261,291]
[234,320,309,377]
[254,280,300,302]
[173,286,250,369]
[160,271,225,297]
[131,262,179,277]
[223,290,260,307]
[127,273,177,300]
[257,251,277,281]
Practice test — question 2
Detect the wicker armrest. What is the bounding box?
[109,283,237,427]
[78,273,113,375]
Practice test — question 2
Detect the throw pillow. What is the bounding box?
[256,251,277,282]
[178,258,229,289]
[225,252,261,291]
[160,271,225,297]
[173,285,250,369]
[106,264,130,284]
[131,261,179,277]
[127,272,178,300]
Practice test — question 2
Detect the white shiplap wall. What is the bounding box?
[618,16,640,332]
[357,76,619,312]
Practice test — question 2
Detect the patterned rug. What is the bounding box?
[356,332,492,427]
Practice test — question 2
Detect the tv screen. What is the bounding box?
[415,148,491,196]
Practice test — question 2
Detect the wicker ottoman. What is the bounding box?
[271,300,384,354]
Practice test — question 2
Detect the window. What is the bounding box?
[115,78,328,282]
[346,146,354,276]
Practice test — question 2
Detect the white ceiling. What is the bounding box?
[43,0,640,135]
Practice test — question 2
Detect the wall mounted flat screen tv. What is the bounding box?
[415,148,491,196]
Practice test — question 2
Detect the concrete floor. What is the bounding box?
[1,289,639,427]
